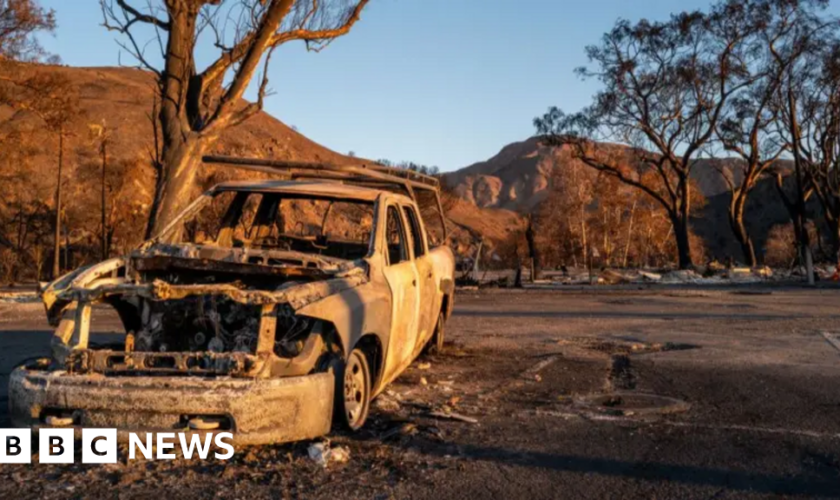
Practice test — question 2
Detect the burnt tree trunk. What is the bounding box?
[525,215,537,282]
[622,199,637,268]
[788,91,815,284]
[109,0,369,237]
[813,193,840,265]
[52,126,63,279]
[145,4,204,238]
[100,138,108,260]
[144,1,293,237]
[674,218,692,270]
[827,214,840,265]
[674,180,693,270]
[63,214,69,271]
[734,221,757,267]
[146,135,207,237]
[729,190,757,267]
[14,196,26,281]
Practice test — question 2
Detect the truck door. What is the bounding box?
[402,204,437,354]
[382,205,421,381]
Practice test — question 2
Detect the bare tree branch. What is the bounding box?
[100,0,371,233]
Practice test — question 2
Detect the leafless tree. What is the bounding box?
[0,130,48,280]
[780,41,840,264]
[0,0,55,62]
[0,1,58,276]
[768,0,837,275]
[89,122,113,260]
[100,0,371,237]
[536,1,775,269]
[11,72,80,278]
[711,6,793,267]
[706,1,827,267]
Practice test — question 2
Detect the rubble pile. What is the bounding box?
[532,263,840,287]
[454,265,840,288]
[0,290,38,303]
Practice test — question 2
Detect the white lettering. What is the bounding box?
[213,432,235,460]
[178,433,213,459]
[0,430,31,464]
[81,429,117,464]
[38,429,73,464]
[156,432,176,459]
[129,432,152,460]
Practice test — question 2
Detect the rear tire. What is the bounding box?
[426,310,445,354]
[334,348,371,431]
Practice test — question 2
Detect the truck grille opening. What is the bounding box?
[136,296,261,354]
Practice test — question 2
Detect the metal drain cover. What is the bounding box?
[575,392,690,416]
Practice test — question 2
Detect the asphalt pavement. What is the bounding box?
[0,287,839,498]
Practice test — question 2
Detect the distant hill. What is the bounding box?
[0,64,356,191]
[443,137,552,212]
[443,137,798,262]
[0,64,360,222]
[0,64,515,263]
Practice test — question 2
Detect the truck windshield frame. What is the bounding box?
[173,189,377,261]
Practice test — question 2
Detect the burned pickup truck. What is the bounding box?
[9,157,455,444]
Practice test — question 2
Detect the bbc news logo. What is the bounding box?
[0,429,235,463]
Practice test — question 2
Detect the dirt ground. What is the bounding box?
[1,286,840,499]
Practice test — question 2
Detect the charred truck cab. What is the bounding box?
[10,159,455,445]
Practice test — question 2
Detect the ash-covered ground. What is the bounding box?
[1,286,840,499]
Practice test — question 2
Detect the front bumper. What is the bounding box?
[9,365,335,446]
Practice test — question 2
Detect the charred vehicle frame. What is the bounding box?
[10,158,455,445]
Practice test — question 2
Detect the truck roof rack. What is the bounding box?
[202,155,448,240]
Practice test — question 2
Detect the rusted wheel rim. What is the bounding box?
[344,351,368,426]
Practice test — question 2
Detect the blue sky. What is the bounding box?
[36,0,826,172]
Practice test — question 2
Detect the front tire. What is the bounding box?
[334,348,371,431]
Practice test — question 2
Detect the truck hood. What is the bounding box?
[41,249,368,327]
